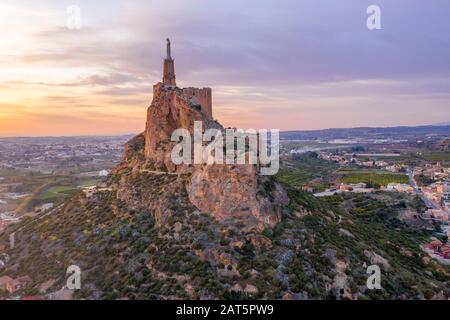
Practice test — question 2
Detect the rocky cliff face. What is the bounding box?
[118,82,288,232]
[143,83,220,173]
[187,164,287,231]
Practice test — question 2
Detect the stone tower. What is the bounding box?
[163,38,176,86]
[157,38,212,118]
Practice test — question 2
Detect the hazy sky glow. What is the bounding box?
[1,0,450,136]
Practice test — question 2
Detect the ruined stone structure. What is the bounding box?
[145,82,220,172]
[181,87,212,118]
[162,38,212,118]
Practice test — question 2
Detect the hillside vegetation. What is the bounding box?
[1,156,448,300]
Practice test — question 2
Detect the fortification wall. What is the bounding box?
[181,87,212,118]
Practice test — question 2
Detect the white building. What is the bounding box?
[385,165,400,173]
[442,183,450,209]
[375,161,388,167]
[38,203,54,212]
[98,170,109,177]
[443,183,450,200]
[387,183,413,192]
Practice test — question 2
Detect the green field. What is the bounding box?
[38,185,79,201]
[340,172,409,186]
[421,152,450,162]
[0,168,26,177]
[277,153,338,191]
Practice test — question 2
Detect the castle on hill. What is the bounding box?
[119,38,286,233]
[159,38,213,119]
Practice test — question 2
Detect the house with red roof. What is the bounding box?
[424,240,450,260]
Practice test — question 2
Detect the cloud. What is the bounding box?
[1,0,450,135]
[10,1,450,86]
[3,73,145,87]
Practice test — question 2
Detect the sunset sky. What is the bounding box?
[1,0,450,136]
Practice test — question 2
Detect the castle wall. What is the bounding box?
[181,87,212,118]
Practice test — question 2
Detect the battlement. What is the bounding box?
[152,83,213,119]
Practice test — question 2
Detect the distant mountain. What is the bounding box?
[281,125,450,140]
[433,122,450,126]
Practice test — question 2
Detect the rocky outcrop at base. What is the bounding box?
[188,164,288,231]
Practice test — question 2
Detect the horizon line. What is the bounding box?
[1,123,449,139]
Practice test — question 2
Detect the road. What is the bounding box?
[406,168,439,209]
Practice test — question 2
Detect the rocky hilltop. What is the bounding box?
[116,79,287,232]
